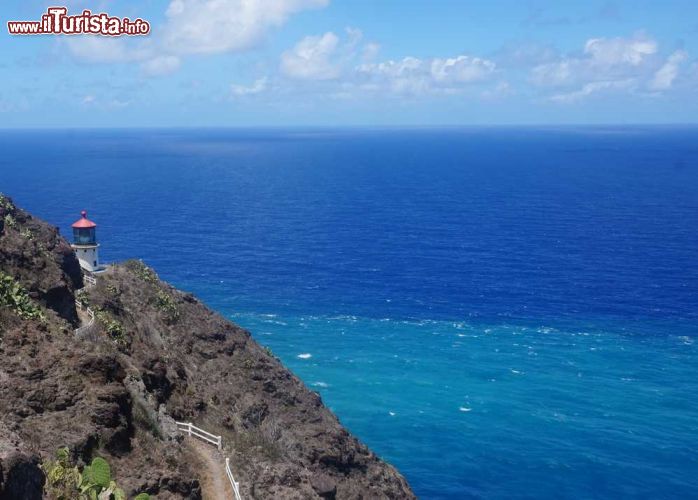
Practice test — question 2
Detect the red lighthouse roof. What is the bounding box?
[72,210,97,229]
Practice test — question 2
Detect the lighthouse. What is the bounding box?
[71,210,103,273]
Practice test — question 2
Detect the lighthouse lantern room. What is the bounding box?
[71,210,102,273]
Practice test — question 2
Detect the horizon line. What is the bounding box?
[1,123,698,131]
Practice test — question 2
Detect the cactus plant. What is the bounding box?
[43,448,147,500]
[84,457,111,487]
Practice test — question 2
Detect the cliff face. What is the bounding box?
[0,196,414,500]
[0,197,82,325]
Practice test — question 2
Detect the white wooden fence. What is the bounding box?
[176,421,222,450]
[74,301,96,338]
[226,458,243,500]
[74,273,97,337]
[175,421,243,500]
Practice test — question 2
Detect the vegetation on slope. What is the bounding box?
[0,271,45,321]
[44,447,151,500]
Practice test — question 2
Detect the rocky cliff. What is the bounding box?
[0,195,414,500]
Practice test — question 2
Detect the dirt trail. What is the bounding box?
[187,437,233,500]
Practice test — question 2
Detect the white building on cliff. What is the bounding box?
[71,210,104,273]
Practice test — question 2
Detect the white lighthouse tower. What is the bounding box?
[71,210,103,273]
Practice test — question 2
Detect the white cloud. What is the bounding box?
[431,56,496,84]
[529,34,688,102]
[141,55,182,77]
[64,0,330,77]
[358,57,420,78]
[531,34,658,89]
[583,36,657,67]
[649,50,687,91]
[231,77,269,96]
[357,54,497,96]
[278,29,496,96]
[163,0,329,55]
[61,12,692,106]
[76,95,132,109]
[278,28,497,97]
[357,57,430,94]
[280,32,342,80]
[550,79,634,102]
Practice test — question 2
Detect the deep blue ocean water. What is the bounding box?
[2,127,697,499]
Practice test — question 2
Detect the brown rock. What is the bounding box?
[311,473,338,499]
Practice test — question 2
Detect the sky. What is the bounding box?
[1,0,697,127]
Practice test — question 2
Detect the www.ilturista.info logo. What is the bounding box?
[7,7,150,36]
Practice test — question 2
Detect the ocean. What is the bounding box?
[2,127,697,499]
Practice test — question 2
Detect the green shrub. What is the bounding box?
[44,447,81,499]
[0,194,13,211]
[0,272,44,320]
[125,260,158,283]
[155,290,179,323]
[76,289,89,308]
[95,309,125,343]
[3,214,17,229]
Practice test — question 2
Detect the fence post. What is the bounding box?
[218,435,222,450]
[188,422,193,437]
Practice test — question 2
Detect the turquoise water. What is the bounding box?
[234,313,697,499]
[2,127,697,498]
